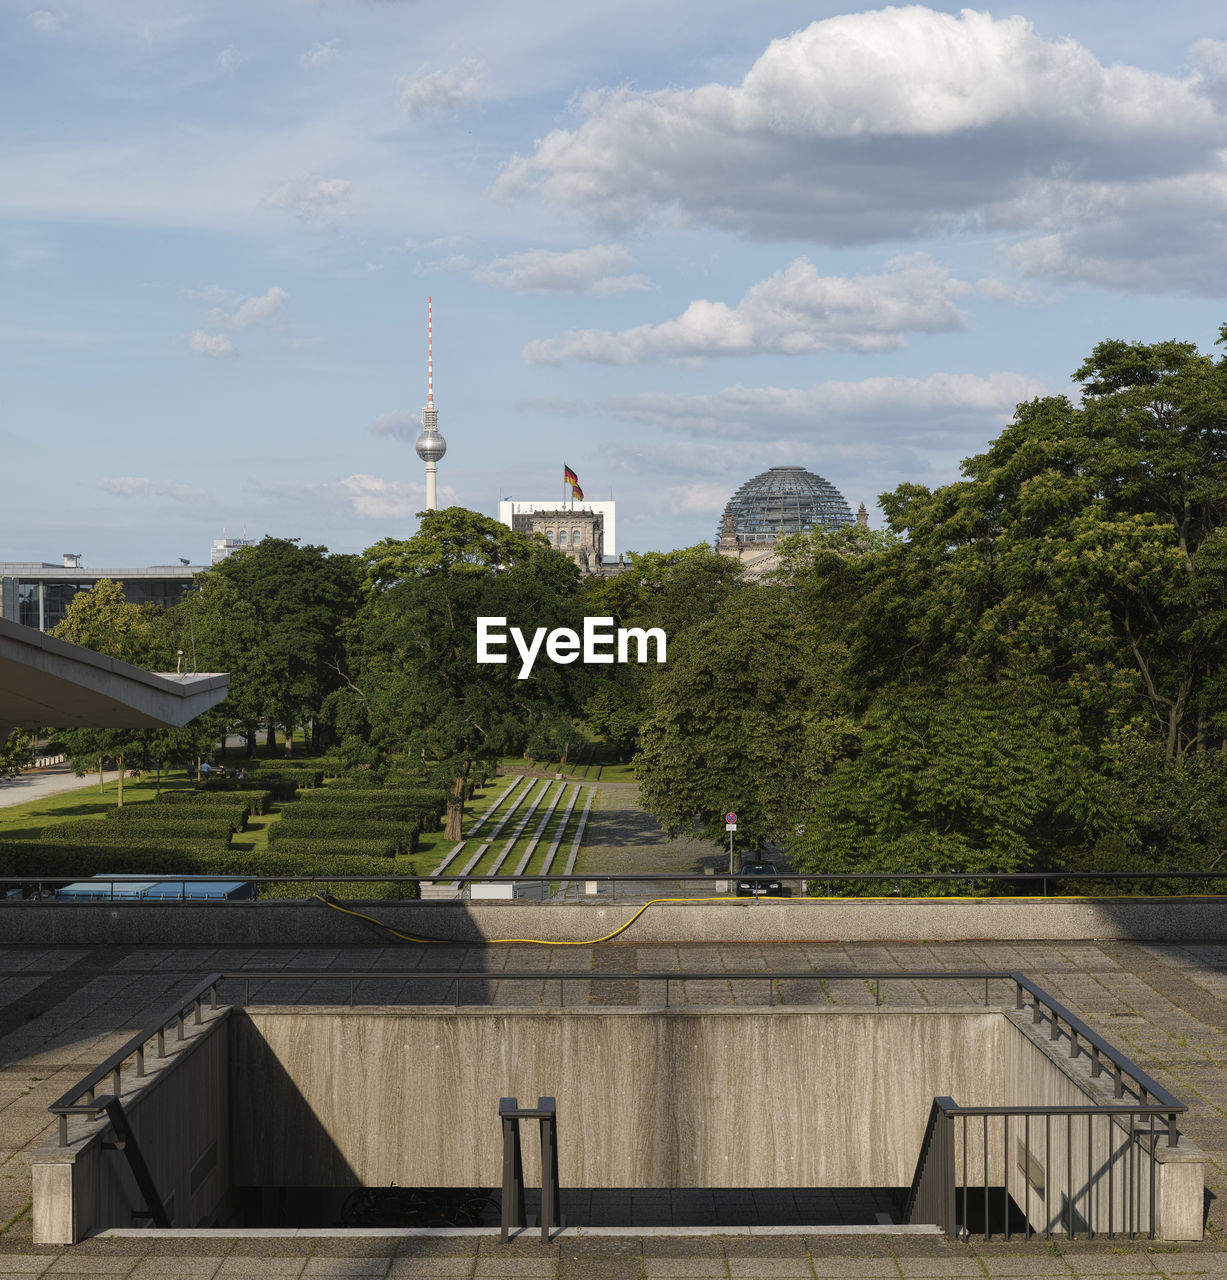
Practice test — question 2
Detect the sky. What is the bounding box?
[3,0,1227,565]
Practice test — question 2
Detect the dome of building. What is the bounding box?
[717,466,854,545]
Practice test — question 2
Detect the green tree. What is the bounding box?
[343,509,590,838]
[0,729,31,781]
[197,537,362,750]
[636,587,856,849]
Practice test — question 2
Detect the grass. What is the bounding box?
[0,773,197,841]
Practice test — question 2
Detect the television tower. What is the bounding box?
[415,296,447,510]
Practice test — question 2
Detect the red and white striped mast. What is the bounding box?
[414,296,447,511]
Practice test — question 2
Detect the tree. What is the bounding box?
[197,537,363,750]
[343,509,591,838]
[0,729,31,781]
[636,587,856,849]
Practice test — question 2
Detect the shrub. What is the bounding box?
[3,843,231,877]
[270,818,418,855]
[158,790,268,815]
[259,836,397,859]
[42,819,235,845]
[198,778,297,803]
[107,803,249,831]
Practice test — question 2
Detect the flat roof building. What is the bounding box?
[0,556,205,633]
[498,499,617,559]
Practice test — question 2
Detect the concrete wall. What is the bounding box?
[30,1009,233,1245]
[232,1007,1013,1190]
[4,897,1227,946]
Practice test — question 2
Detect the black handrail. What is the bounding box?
[6,870,1227,886]
[47,968,1186,1159]
[48,974,224,1146]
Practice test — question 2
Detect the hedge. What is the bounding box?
[324,781,448,811]
[0,843,413,884]
[42,819,235,845]
[106,804,249,832]
[258,836,397,859]
[159,791,270,816]
[2,843,234,876]
[198,778,298,803]
[279,801,433,829]
[270,818,418,855]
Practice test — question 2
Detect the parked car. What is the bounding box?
[735,860,785,897]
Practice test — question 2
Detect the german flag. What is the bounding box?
[564,465,584,501]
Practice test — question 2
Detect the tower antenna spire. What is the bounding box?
[415,295,447,511]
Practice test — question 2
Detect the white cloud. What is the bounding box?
[29,10,62,34]
[300,41,339,69]
[524,254,970,365]
[494,7,1227,291]
[371,410,419,443]
[473,244,652,296]
[339,474,428,519]
[232,285,287,328]
[98,476,209,502]
[398,59,484,119]
[602,371,1047,441]
[264,176,351,226]
[217,46,238,73]
[188,330,236,358]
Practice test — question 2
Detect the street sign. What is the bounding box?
[725,811,737,823]
[725,823,737,832]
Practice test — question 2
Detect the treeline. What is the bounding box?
[620,332,1227,882]
[39,329,1227,879]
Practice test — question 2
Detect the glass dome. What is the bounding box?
[718,466,854,544]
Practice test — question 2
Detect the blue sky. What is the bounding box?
[3,0,1226,564]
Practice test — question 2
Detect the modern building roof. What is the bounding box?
[718,466,854,545]
[0,615,228,738]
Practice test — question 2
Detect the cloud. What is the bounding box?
[188,330,236,358]
[602,371,1047,442]
[494,7,1227,291]
[398,59,484,119]
[371,409,419,443]
[98,476,209,503]
[29,10,62,34]
[524,254,970,365]
[473,244,652,296]
[232,285,287,328]
[300,40,339,69]
[338,474,429,518]
[217,46,238,73]
[264,176,351,226]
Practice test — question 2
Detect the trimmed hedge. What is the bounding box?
[198,778,298,802]
[159,790,270,816]
[0,843,411,883]
[106,804,249,832]
[279,801,434,829]
[42,819,235,845]
[270,818,418,855]
[3,843,234,876]
[258,836,397,859]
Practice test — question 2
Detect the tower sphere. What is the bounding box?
[415,415,447,463]
[718,465,853,544]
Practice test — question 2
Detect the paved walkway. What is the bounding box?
[0,940,1224,1278]
[0,766,120,808]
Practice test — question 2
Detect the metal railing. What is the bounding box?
[6,869,1227,901]
[905,1099,1175,1240]
[47,974,224,1146]
[47,967,1186,1239]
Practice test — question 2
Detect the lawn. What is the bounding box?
[0,774,196,842]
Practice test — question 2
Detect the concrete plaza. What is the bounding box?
[0,937,1224,1278]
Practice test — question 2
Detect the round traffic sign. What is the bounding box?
[725,811,737,823]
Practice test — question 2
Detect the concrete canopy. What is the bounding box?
[0,615,228,738]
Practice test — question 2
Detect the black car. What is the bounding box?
[735,860,785,897]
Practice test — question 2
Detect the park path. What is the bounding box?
[0,765,119,809]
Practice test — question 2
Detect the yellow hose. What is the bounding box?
[311,891,1106,946]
